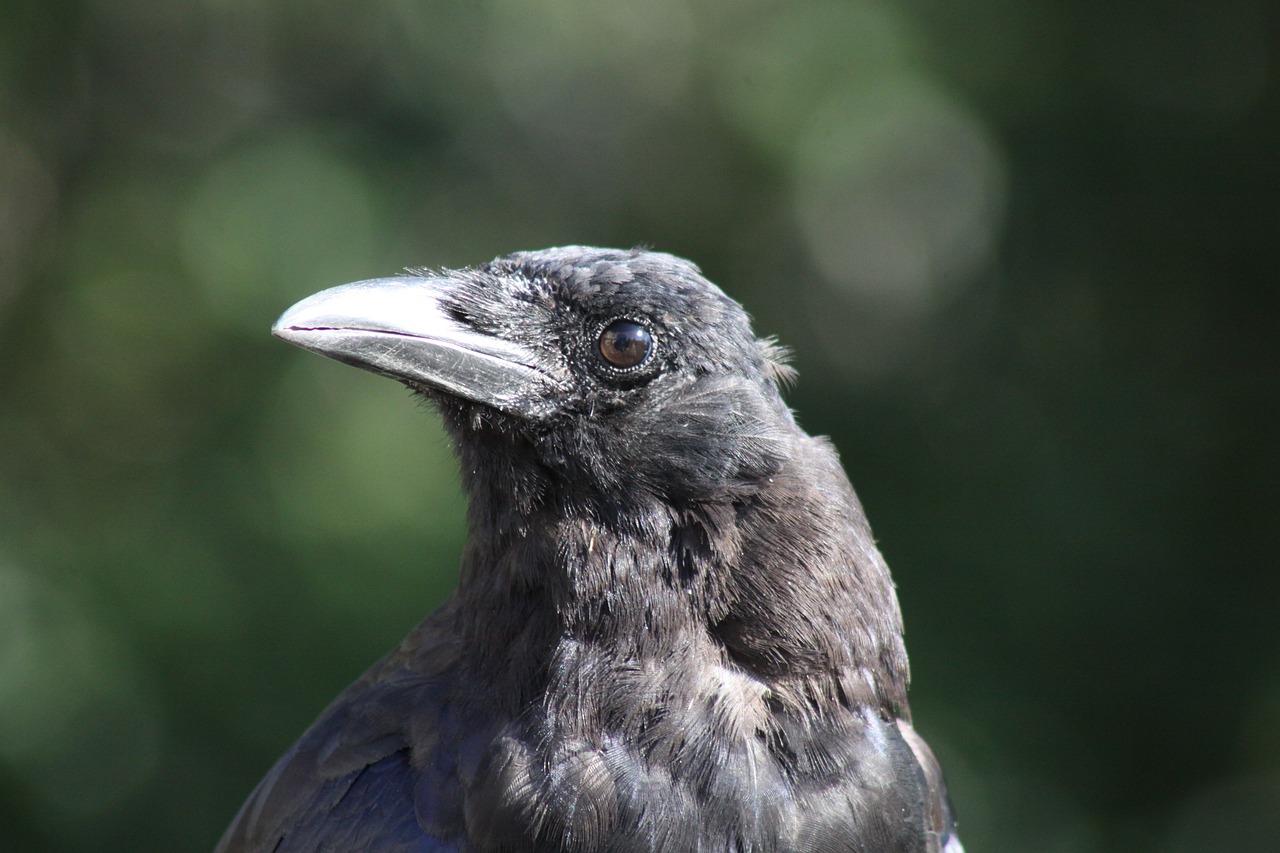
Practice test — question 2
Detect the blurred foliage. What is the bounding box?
[0,1,1276,851]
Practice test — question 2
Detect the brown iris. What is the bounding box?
[597,320,652,370]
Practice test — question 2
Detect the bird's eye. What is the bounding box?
[597,320,653,370]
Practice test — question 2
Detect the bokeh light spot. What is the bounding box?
[792,77,1005,316]
[258,358,464,546]
[181,134,379,330]
[0,560,162,819]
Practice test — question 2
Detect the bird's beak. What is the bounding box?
[272,276,566,419]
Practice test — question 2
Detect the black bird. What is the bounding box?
[217,247,962,853]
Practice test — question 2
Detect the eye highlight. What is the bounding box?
[597,319,653,370]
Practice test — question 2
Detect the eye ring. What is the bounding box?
[596,318,654,371]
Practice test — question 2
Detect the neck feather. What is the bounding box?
[447,423,910,718]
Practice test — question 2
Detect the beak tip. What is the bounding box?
[272,295,328,342]
[270,323,299,347]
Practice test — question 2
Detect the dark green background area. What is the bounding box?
[1,2,1276,851]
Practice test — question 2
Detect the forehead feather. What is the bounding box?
[494,247,742,327]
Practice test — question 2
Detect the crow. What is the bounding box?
[217,247,962,853]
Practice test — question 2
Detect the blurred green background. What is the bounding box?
[1,1,1277,851]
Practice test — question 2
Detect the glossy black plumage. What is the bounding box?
[217,247,962,853]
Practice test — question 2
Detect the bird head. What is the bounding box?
[273,247,799,508]
[275,246,910,712]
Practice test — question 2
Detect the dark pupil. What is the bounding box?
[598,320,651,369]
